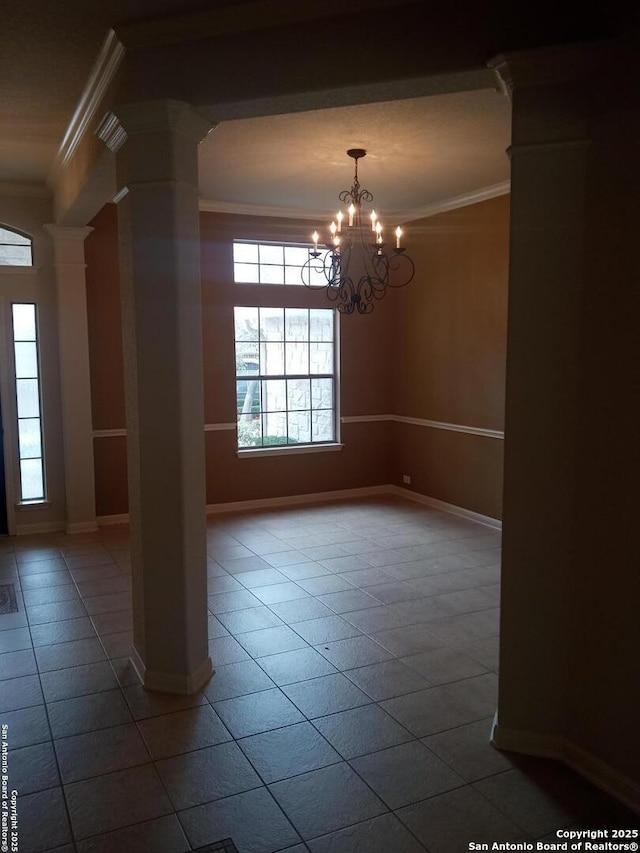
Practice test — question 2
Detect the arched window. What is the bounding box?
[0,225,33,266]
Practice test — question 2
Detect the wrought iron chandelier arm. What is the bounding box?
[339,188,374,206]
[301,147,415,313]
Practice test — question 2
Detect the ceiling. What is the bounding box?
[0,0,513,218]
[199,90,512,220]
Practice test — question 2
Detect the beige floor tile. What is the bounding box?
[423,717,518,781]
[343,658,431,701]
[401,646,489,685]
[351,739,464,808]
[1,704,50,747]
[34,636,106,672]
[307,812,425,853]
[48,689,133,738]
[123,682,207,720]
[315,635,394,670]
[269,762,387,841]
[0,647,37,679]
[312,703,413,759]
[157,739,262,809]
[212,687,305,738]
[8,741,60,794]
[380,673,499,737]
[178,786,301,851]
[14,787,73,853]
[65,764,173,839]
[55,722,150,782]
[397,785,526,852]
[75,814,189,853]
[138,704,231,759]
[40,660,119,702]
[238,720,341,783]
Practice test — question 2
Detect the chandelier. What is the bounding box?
[301,149,415,314]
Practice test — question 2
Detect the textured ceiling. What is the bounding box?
[198,90,511,218]
[0,0,512,212]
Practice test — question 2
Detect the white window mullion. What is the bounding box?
[11,303,45,502]
[234,296,336,450]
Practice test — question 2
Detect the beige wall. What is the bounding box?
[85,203,128,518]
[85,198,508,517]
[85,199,508,516]
[86,203,126,431]
[85,206,399,512]
[200,212,392,504]
[391,195,509,519]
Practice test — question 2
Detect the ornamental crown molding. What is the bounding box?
[96,112,127,153]
[198,180,511,222]
[488,39,609,98]
[49,29,125,183]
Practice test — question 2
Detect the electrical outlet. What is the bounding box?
[402,474,411,485]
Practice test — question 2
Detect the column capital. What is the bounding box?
[488,40,609,99]
[97,99,214,153]
[44,224,94,242]
[45,225,94,267]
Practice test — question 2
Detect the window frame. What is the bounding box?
[234,305,341,454]
[0,224,34,268]
[10,301,47,504]
[233,239,315,287]
[230,234,343,458]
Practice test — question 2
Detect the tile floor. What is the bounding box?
[0,497,637,853]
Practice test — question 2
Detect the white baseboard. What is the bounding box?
[66,520,99,534]
[564,740,640,816]
[96,485,501,529]
[96,513,130,526]
[14,521,65,535]
[491,715,640,815]
[389,485,502,530]
[130,647,214,694]
[205,485,389,515]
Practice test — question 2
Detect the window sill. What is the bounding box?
[15,499,52,511]
[0,266,39,276]
[237,443,344,459]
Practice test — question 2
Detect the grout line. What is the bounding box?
[0,501,530,849]
[15,565,78,848]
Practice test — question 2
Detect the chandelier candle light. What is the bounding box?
[301,149,415,314]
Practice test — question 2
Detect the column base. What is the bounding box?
[490,714,640,815]
[490,712,563,758]
[130,646,214,695]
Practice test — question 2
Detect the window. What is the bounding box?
[233,240,323,287]
[234,307,336,449]
[12,304,45,501]
[0,226,33,266]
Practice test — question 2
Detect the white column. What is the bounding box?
[101,99,214,694]
[487,44,599,750]
[45,224,98,534]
